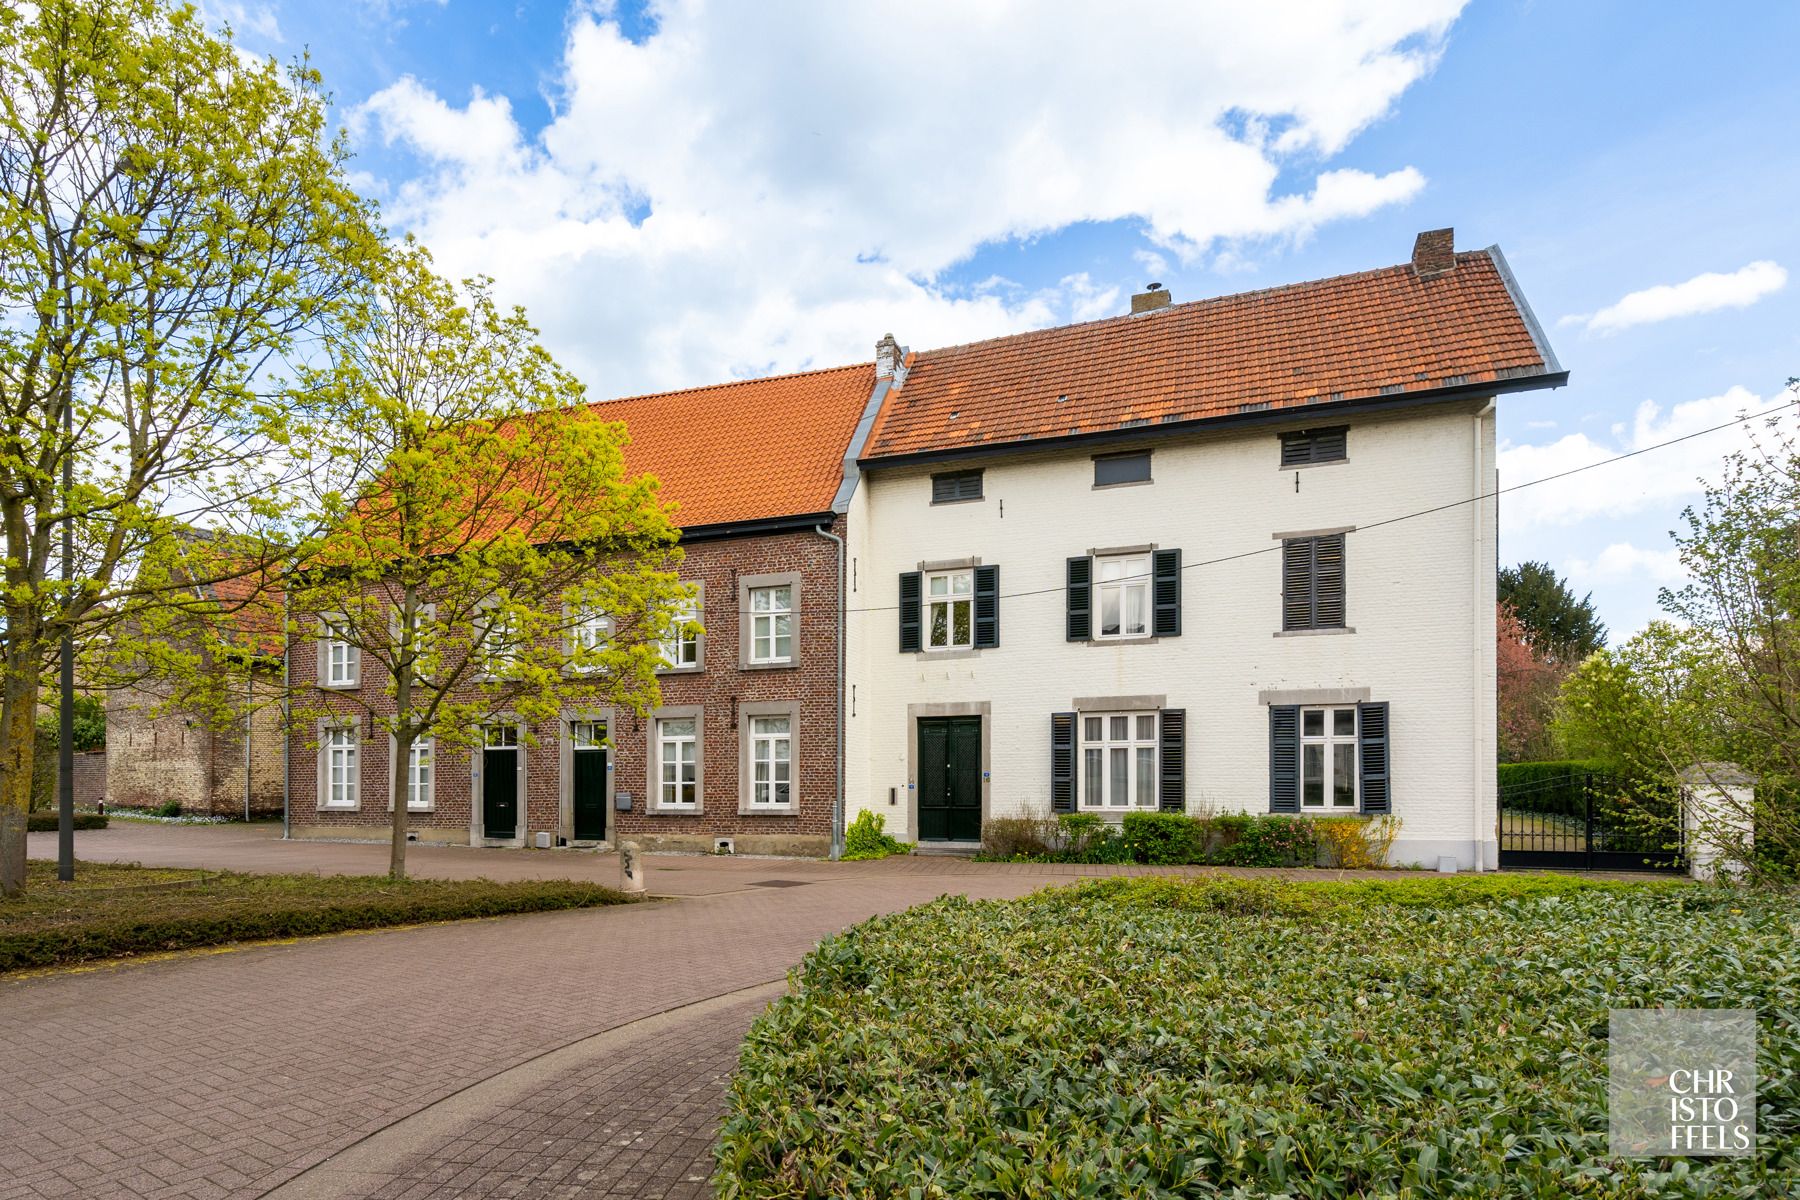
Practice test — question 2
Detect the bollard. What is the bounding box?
[619,840,646,895]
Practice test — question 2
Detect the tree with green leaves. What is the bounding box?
[1498,560,1608,664]
[0,0,380,896]
[287,243,690,880]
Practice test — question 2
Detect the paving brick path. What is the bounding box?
[6,826,1127,1200]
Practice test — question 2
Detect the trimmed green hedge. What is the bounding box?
[25,812,107,832]
[717,874,1797,1198]
[2,863,634,972]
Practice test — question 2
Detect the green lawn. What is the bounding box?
[2,861,635,973]
[717,873,1799,1198]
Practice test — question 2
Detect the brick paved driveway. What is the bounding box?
[9,824,1278,1200]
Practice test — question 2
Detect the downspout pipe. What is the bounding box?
[1473,400,1494,872]
[281,587,291,841]
[811,523,846,860]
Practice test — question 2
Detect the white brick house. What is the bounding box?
[839,229,1565,869]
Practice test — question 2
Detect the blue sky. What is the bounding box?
[217,0,1800,640]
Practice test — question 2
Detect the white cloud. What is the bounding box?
[1561,261,1787,335]
[1566,542,1687,587]
[1498,384,1798,530]
[355,0,1463,396]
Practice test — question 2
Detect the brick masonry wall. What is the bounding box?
[73,750,105,808]
[107,667,286,817]
[287,520,844,855]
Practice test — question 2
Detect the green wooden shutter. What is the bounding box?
[1051,711,1076,812]
[1157,708,1185,812]
[973,564,999,648]
[1281,539,1311,631]
[1066,556,1092,641]
[1315,533,1346,628]
[1152,548,1181,637]
[898,571,922,652]
[1269,705,1300,813]
[1359,701,1390,815]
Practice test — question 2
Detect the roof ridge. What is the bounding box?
[904,256,1491,363]
[587,360,872,411]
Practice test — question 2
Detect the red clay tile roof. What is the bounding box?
[863,247,1559,460]
[589,363,875,528]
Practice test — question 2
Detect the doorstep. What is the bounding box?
[913,841,982,857]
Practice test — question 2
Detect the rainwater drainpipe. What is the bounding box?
[1472,401,1494,872]
[281,587,291,840]
[811,523,847,860]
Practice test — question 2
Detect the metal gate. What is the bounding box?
[1498,771,1686,872]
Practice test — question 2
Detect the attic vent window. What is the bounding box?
[1442,374,1470,387]
[1239,401,1270,413]
[931,469,984,504]
[1056,394,1068,403]
[1329,391,1345,403]
[1119,417,1149,428]
[1094,451,1152,488]
[1379,384,1405,396]
[1280,426,1348,468]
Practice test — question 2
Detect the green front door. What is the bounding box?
[573,748,607,841]
[917,716,982,842]
[482,747,517,839]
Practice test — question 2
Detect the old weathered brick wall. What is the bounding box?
[287,519,844,855]
[73,750,106,807]
[106,665,285,816]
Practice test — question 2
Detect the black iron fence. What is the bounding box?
[1498,770,1686,872]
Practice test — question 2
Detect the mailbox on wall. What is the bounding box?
[614,791,633,811]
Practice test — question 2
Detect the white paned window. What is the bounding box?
[406,738,433,810]
[323,634,359,687]
[481,606,519,676]
[1302,706,1358,809]
[1080,712,1158,809]
[750,715,792,807]
[658,718,698,808]
[925,570,973,650]
[484,724,519,749]
[750,585,793,663]
[660,598,701,668]
[572,607,610,669]
[323,726,358,808]
[570,720,606,750]
[1094,554,1151,640]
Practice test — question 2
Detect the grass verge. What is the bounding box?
[2,860,634,973]
[717,872,1799,1198]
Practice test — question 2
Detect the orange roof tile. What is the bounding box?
[863,246,1561,460]
[589,363,875,528]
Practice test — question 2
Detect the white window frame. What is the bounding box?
[655,716,699,810]
[389,736,434,811]
[321,725,359,809]
[1079,711,1159,810]
[749,585,794,664]
[659,595,702,670]
[1093,553,1152,641]
[570,605,611,672]
[477,602,521,681]
[924,569,974,651]
[750,714,792,808]
[321,620,360,689]
[1301,705,1359,810]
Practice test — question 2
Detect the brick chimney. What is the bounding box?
[1411,228,1455,278]
[875,333,901,380]
[1130,283,1171,314]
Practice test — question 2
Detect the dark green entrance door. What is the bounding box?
[573,748,607,841]
[482,747,517,839]
[917,716,982,842]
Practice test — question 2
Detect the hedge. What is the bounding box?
[25,812,107,832]
[717,874,1798,1198]
[2,863,635,972]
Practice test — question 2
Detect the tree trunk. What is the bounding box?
[390,715,411,881]
[0,647,43,898]
[390,585,417,881]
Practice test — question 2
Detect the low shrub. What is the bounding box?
[717,874,1796,1198]
[1213,813,1316,866]
[840,810,912,861]
[1,863,635,972]
[1055,813,1131,863]
[155,800,183,819]
[1120,811,1205,864]
[24,812,107,832]
[1313,814,1402,868]
[977,816,1059,860]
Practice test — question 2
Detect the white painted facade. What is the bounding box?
[843,399,1500,869]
